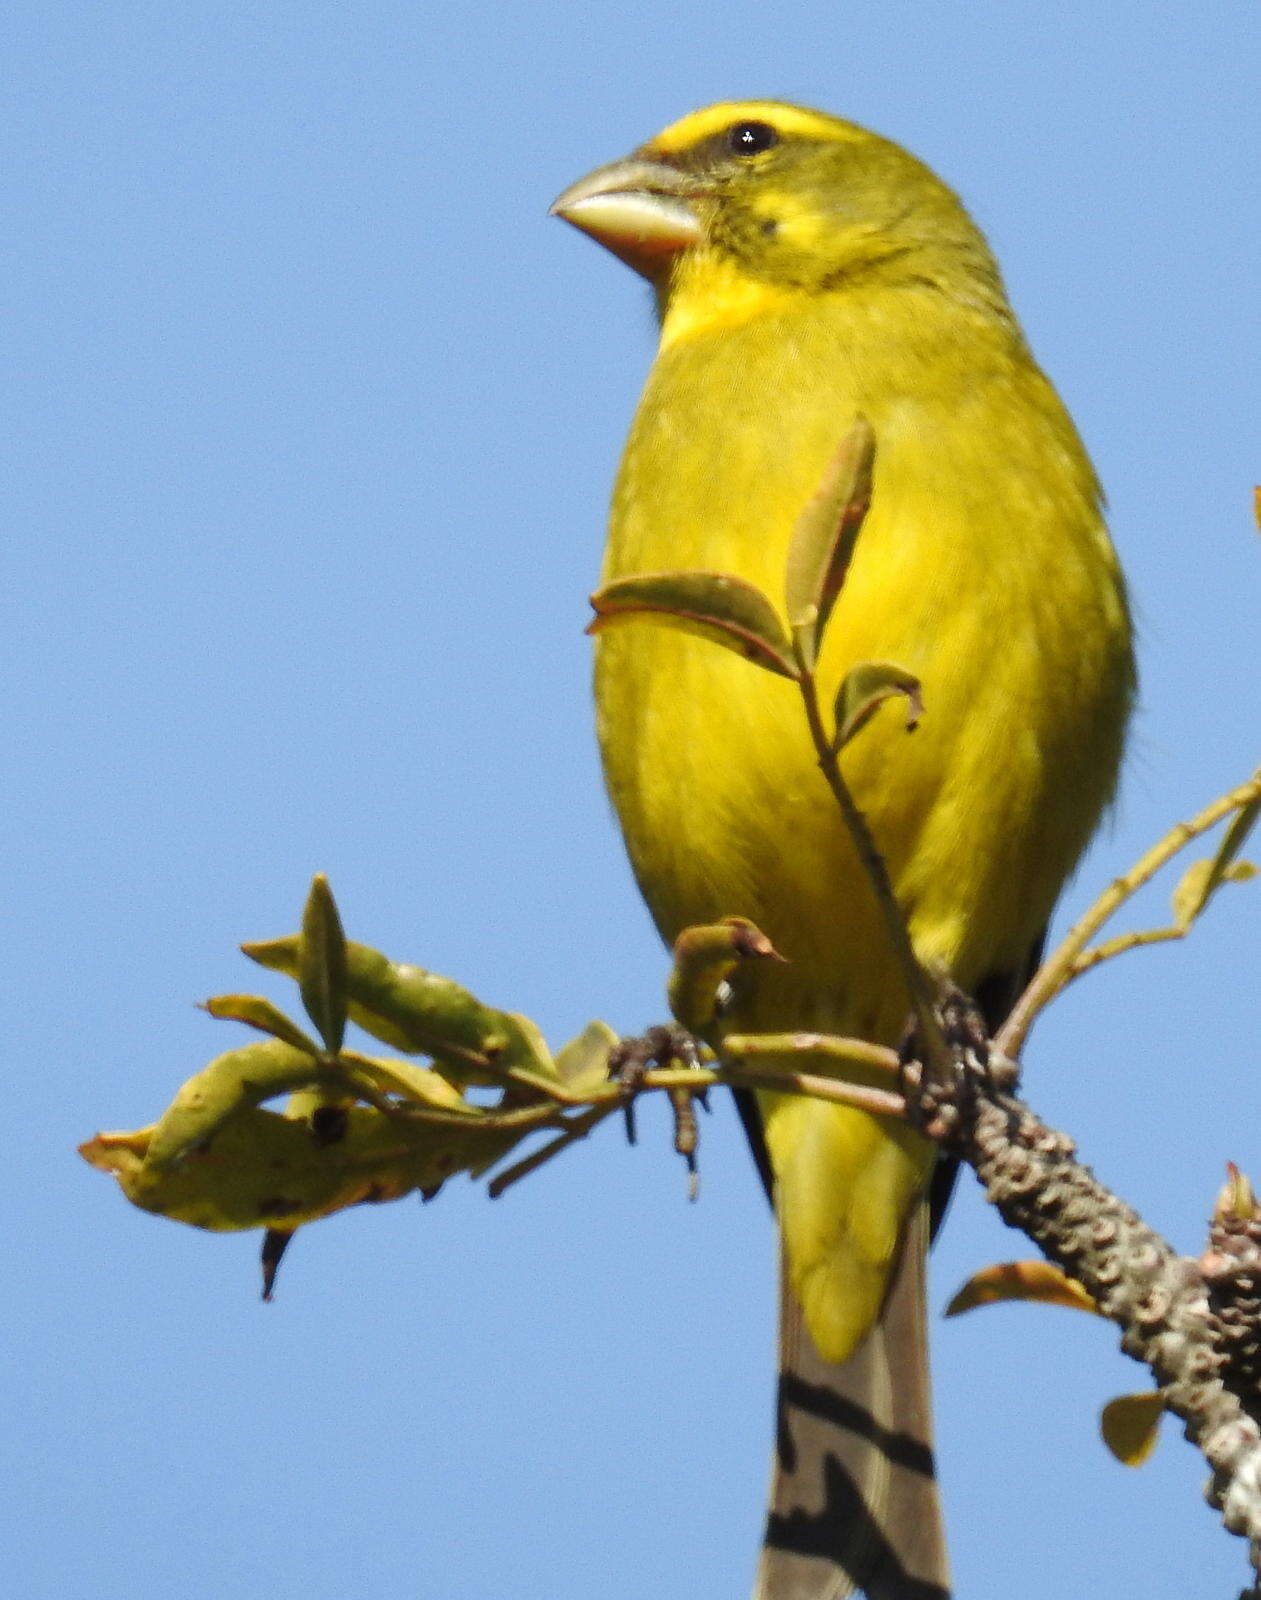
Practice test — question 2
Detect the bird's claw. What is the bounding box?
[607,1024,702,1145]
[897,986,1015,1140]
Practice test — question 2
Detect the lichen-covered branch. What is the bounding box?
[899,1038,1261,1591]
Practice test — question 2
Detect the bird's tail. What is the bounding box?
[753,1205,949,1600]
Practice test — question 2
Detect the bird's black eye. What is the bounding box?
[727,120,779,157]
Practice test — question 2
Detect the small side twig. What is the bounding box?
[1068,924,1184,978]
[486,1105,617,1199]
[998,769,1261,1058]
[719,1030,900,1080]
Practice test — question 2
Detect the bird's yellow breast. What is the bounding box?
[600,282,1128,999]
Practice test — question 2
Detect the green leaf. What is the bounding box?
[589,571,798,679]
[553,1021,619,1093]
[144,1039,332,1170]
[831,660,922,751]
[1100,1391,1165,1467]
[784,417,876,669]
[202,994,321,1056]
[338,1050,476,1114]
[299,875,348,1054]
[1171,796,1260,930]
[1171,858,1257,932]
[242,935,556,1086]
[83,1100,528,1233]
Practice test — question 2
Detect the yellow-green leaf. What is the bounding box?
[553,1021,619,1093]
[831,660,922,751]
[80,1103,526,1233]
[202,993,320,1056]
[300,875,348,1054]
[1100,1391,1165,1467]
[143,1039,333,1170]
[783,417,876,668]
[589,571,798,679]
[1171,855,1257,931]
[1213,1161,1260,1224]
[945,1260,1098,1318]
[1171,788,1260,930]
[241,935,556,1085]
[338,1050,475,1114]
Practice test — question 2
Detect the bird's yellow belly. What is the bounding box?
[593,325,1131,1362]
[595,624,908,1036]
[594,490,1119,1036]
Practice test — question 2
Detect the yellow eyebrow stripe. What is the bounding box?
[646,101,865,154]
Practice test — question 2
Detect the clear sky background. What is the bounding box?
[6,4,1259,1597]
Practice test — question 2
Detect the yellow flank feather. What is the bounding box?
[555,102,1133,1368]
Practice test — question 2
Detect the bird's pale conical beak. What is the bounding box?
[550,157,704,278]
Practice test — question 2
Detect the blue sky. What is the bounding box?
[6,4,1258,1597]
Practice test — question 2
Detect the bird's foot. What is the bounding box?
[897,985,1018,1140]
[607,1023,704,1145]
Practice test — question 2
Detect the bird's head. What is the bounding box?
[552,101,1005,326]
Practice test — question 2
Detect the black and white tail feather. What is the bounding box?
[741,954,1040,1600]
[756,1206,949,1600]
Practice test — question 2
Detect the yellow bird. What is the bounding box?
[553,102,1133,1599]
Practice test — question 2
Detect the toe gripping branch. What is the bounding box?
[896,984,1019,1145]
[609,1024,706,1196]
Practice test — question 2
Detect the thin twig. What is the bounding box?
[486,1105,616,1198]
[719,1031,900,1079]
[997,769,1261,1058]
[485,1038,910,1198]
[503,1067,600,1106]
[796,667,953,1083]
[1070,925,1183,979]
[391,1098,568,1131]
[724,1065,905,1120]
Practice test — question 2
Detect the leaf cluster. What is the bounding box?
[80,875,626,1289]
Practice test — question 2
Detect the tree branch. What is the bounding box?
[906,1046,1261,1590]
